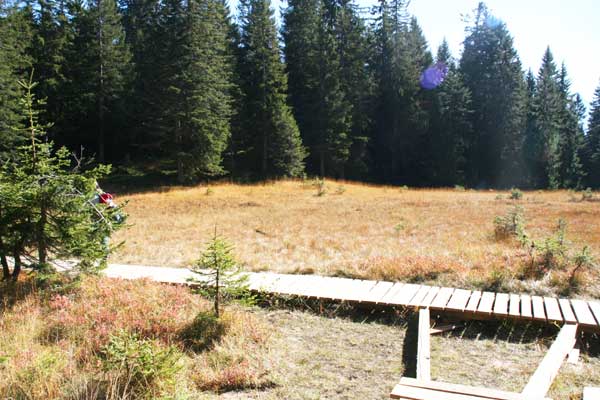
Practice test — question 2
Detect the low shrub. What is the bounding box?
[100,330,182,399]
[493,205,527,242]
[509,188,523,200]
[582,187,594,201]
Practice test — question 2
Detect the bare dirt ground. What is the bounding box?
[199,306,600,399]
[111,180,600,298]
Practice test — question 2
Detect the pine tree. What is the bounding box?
[282,0,357,178]
[460,2,526,187]
[64,0,132,162]
[370,0,413,183]
[530,47,562,188]
[237,0,306,178]
[0,1,32,157]
[165,0,235,182]
[556,64,585,188]
[30,0,72,142]
[585,83,600,187]
[0,76,126,281]
[430,40,473,186]
[522,69,538,187]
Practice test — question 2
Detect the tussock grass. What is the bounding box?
[112,180,600,297]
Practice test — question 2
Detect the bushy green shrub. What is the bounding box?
[101,330,181,399]
[509,188,523,200]
[493,206,527,242]
[582,187,594,201]
[454,185,465,191]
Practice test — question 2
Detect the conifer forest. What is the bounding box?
[2,0,600,189]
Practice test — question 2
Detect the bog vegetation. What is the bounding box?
[112,180,600,298]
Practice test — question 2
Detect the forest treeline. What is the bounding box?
[1,0,600,188]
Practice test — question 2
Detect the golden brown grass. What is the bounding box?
[112,180,600,297]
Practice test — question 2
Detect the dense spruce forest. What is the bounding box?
[1,0,599,188]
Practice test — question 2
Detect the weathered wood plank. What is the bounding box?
[464,291,482,313]
[417,308,431,381]
[420,287,441,308]
[521,294,532,319]
[509,294,520,317]
[391,283,422,306]
[409,285,434,307]
[571,300,597,326]
[391,384,490,400]
[493,293,509,316]
[559,298,577,323]
[544,297,563,322]
[430,287,455,309]
[445,289,472,312]
[361,281,394,303]
[380,283,405,304]
[532,296,546,321]
[522,323,578,398]
[588,301,600,326]
[398,377,545,400]
[477,292,495,314]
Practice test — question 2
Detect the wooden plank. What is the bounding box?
[430,287,455,309]
[464,291,482,313]
[343,279,378,302]
[493,293,509,316]
[559,298,577,323]
[584,387,600,400]
[509,294,520,317]
[380,283,405,304]
[391,384,489,400]
[390,283,422,306]
[567,344,580,364]
[361,281,394,303]
[544,297,563,322]
[409,285,433,307]
[390,383,524,400]
[588,301,600,326]
[521,294,532,319]
[476,292,495,314]
[445,289,472,312]
[532,296,546,321]
[420,286,440,308]
[398,377,543,400]
[571,299,597,326]
[430,324,463,335]
[522,323,578,398]
[416,308,431,381]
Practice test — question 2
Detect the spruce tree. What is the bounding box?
[237,0,306,178]
[169,0,236,182]
[30,0,72,142]
[460,2,526,187]
[430,40,473,186]
[0,1,32,157]
[531,47,562,188]
[556,64,585,188]
[64,0,132,162]
[0,77,126,281]
[585,83,600,187]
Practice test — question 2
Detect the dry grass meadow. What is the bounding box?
[111,180,600,298]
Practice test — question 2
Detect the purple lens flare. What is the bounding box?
[419,62,449,90]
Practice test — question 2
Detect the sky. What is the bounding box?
[233,0,600,114]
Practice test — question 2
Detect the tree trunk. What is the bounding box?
[320,150,325,178]
[215,269,220,318]
[98,0,105,163]
[12,250,21,281]
[1,253,9,281]
[38,199,48,267]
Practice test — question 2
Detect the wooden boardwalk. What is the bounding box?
[104,264,600,331]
